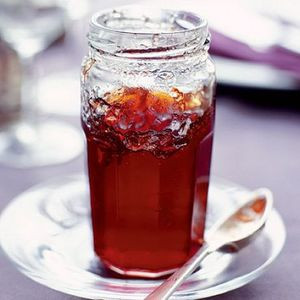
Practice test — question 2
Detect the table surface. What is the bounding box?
[1,2,300,299]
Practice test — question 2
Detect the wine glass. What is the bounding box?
[36,0,92,117]
[0,0,83,168]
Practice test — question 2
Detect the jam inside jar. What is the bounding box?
[81,7,216,278]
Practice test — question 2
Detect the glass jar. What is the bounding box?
[81,6,216,278]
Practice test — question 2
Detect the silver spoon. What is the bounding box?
[145,188,273,300]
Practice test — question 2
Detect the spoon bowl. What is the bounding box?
[207,188,273,251]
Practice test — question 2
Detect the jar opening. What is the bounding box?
[88,6,209,58]
[91,6,207,35]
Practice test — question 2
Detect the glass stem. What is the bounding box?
[19,53,38,123]
[12,53,40,148]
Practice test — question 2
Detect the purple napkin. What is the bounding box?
[210,29,300,80]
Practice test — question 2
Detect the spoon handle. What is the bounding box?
[145,243,211,300]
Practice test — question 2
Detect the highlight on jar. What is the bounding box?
[81,6,216,278]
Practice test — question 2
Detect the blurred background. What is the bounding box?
[0,0,299,299]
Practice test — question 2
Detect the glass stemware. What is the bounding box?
[0,0,83,168]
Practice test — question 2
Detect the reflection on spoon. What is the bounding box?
[145,188,273,300]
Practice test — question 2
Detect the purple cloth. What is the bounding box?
[211,29,300,79]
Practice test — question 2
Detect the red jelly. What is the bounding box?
[82,87,214,277]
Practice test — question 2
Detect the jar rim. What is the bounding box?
[88,5,209,58]
[89,5,208,37]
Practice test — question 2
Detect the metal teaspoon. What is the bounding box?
[145,188,273,300]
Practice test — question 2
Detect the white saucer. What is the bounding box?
[0,175,286,299]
